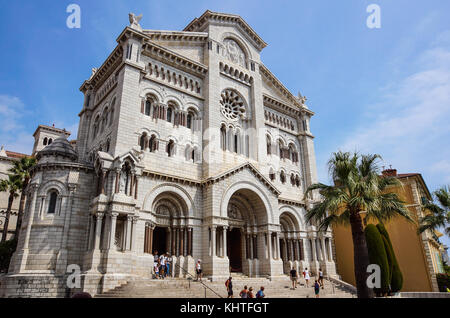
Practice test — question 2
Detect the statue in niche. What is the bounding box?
[223,39,246,68]
[119,171,126,194]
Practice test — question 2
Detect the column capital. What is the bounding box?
[111,212,119,218]
[96,212,105,219]
[127,215,134,221]
[132,216,139,223]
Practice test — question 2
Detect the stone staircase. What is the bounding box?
[95,274,356,298]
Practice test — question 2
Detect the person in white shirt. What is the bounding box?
[196,259,203,282]
[159,254,166,279]
[303,267,311,288]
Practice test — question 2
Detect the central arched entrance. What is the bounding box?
[224,187,271,276]
[153,227,167,255]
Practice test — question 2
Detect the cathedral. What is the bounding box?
[0,10,337,297]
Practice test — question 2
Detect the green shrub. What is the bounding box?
[377,223,403,292]
[0,238,17,273]
[365,224,390,295]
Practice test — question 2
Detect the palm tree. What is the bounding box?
[304,151,412,298]
[0,174,22,242]
[8,157,36,240]
[419,185,450,236]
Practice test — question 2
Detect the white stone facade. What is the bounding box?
[0,10,336,298]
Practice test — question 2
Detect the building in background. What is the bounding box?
[333,168,445,292]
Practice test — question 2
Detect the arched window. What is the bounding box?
[187,113,193,129]
[109,99,115,126]
[280,171,286,184]
[139,133,147,151]
[48,139,53,145]
[234,133,239,153]
[290,174,295,186]
[43,137,48,146]
[145,100,152,116]
[266,136,271,155]
[279,141,284,159]
[167,140,174,157]
[269,169,275,181]
[149,135,157,152]
[101,110,108,133]
[167,107,173,123]
[106,139,111,152]
[220,125,227,151]
[47,191,58,214]
[295,175,301,187]
[191,149,195,162]
[93,116,100,138]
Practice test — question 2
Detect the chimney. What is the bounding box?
[382,167,397,177]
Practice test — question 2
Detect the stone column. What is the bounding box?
[253,234,258,259]
[22,184,39,250]
[188,227,193,256]
[100,170,106,195]
[149,224,154,254]
[311,239,317,262]
[327,238,333,262]
[134,175,139,199]
[321,238,327,261]
[109,212,118,250]
[94,212,104,251]
[180,227,185,257]
[275,232,280,260]
[131,216,139,252]
[267,232,272,260]
[114,170,120,193]
[171,227,175,255]
[223,226,228,258]
[126,215,133,251]
[210,226,216,257]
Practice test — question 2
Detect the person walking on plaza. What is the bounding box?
[225,276,233,298]
[303,267,310,288]
[256,286,265,298]
[290,266,298,289]
[196,259,203,282]
[318,268,324,288]
[314,280,321,298]
[166,253,172,277]
[159,253,166,279]
[153,250,159,279]
[239,285,248,298]
[248,287,254,298]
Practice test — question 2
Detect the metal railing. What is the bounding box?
[170,262,223,298]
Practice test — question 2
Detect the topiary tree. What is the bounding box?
[377,223,403,292]
[365,224,390,296]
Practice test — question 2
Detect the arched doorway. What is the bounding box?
[227,228,242,272]
[153,227,167,254]
[224,187,270,276]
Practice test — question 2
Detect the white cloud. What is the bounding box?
[337,31,450,189]
[0,95,34,154]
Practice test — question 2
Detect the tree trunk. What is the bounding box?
[14,179,28,242]
[349,211,373,298]
[1,192,14,243]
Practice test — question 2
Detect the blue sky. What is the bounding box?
[0,1,449,246]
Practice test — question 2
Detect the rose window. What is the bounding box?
[220,90,246,121]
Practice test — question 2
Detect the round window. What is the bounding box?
[220,90,246,121]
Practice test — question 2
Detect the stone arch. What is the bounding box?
[220,32,253,60]
[142,183,195,217]
[139,87,163,101]
[278,205,306,230]
[38,180,68,197]
[220,181,274,224]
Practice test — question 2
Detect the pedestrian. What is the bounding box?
[166,253,172,277]
[239,285,248,298]
[290,266,298,289]
[314,280,320,298]
[225,276,233,298]
[153,250,159,279]
[303,267,310,288]
[159,253,166,279]
[256,286,265,298]
[196,259,203,282]
[318,268,324,288]
[248,287,254,298]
